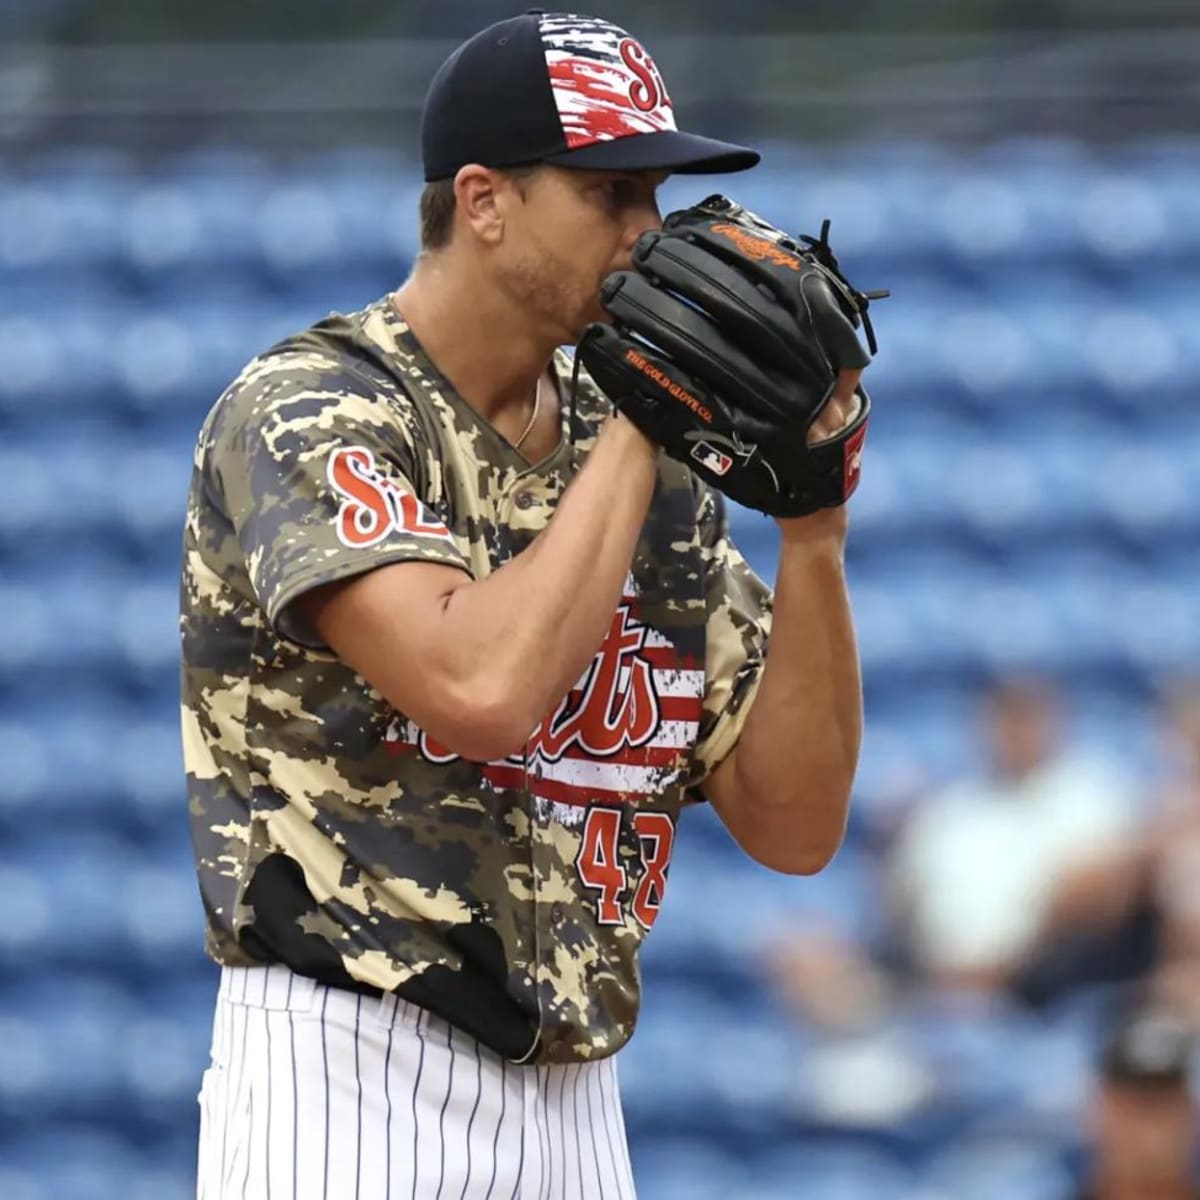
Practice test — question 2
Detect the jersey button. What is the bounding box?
[550,902,565,925]
[514,490,535,510]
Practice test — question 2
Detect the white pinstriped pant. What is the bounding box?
[196,965,638,1200]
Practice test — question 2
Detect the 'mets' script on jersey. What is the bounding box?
[180,296,772,1065]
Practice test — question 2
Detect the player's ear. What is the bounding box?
[454,164,508,247]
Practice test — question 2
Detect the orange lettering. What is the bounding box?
[328,445,456,549]
[710,222,801,271]
[533,605,660,761]
[328,447,392,548]
[397,491,455,538]
[622,351,712,423]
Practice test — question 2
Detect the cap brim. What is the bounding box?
[543,129,759,175]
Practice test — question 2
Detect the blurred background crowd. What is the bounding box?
[1,1,1199,1198]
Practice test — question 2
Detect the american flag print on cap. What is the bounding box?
[539,13,677,149]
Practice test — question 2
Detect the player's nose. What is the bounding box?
[621,201,663,254]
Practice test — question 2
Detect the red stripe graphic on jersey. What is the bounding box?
[548,694,699,725]
[327,446,456,549]
[403,720,700,768]
[640,645,701,670]
[437,763,686,808]
[538,15,675,149]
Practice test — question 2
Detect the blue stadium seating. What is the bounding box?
[4,137,1197,1196]
[742,1143,917,1200]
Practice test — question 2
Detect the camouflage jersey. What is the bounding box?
[180,294,772,1065]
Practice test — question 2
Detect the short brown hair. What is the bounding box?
[418,165,542,252]
[419,179,457,252]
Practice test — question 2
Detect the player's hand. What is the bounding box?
[786,367,861,536]
[782,365,858,539]
[808,368,863,444]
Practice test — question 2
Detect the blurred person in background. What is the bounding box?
[1032,676,1200,1030]
[765,674,1144,1034]
[890,674,1142,1005]
[1108,679,1200,1028]
[1070,1007,1199,1200]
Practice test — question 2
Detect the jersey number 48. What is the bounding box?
[576,807,675,931]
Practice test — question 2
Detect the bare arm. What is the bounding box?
[704,372,865,874]
[297,413,658,762]
[705,509,861,873]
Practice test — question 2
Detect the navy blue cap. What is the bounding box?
[421,10,760,182]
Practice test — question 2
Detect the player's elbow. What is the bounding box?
[714,801,847,875]
[770,790,851,875]
[729,783,851,876]
[712,755,852,875]
[749,836,843,876]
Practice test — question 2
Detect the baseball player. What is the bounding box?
[182,10,873,1199]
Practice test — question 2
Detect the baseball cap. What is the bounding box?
[1101,1010,1194,1089]
[421,9,760,182]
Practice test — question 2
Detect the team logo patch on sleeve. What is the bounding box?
[327,446,456,549]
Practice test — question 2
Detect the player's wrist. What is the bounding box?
[776,506,848,550]
[606,408,659,459]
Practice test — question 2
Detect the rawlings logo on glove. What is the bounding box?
[578,194,888,517]
[709,222,803,270]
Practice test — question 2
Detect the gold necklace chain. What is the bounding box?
[512,378,541,451]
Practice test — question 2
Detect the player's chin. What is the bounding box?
[578,297,612,334]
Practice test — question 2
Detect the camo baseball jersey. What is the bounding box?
[180,294,772,1066]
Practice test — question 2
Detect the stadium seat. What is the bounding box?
[938,174,1030,263]
[0,844,132,965]
[737,1142,916,1200]
[0,977,136,1114]
[0,1127,145,1200]
[925,1134,1075,1200]
[630,1138,743,1200]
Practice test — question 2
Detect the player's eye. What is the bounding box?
[605,179,638,208]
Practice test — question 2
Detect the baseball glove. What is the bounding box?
[577,194,887,518]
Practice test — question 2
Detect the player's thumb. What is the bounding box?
[808,369,864,444]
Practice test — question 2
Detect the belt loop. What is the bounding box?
[376,991,399,1027]
[277,968,317,1013]
[371,991,425,1032]
[217,964,318,1013]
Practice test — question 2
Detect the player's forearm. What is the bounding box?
[440,413,659,747]
[720,513,862,872]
